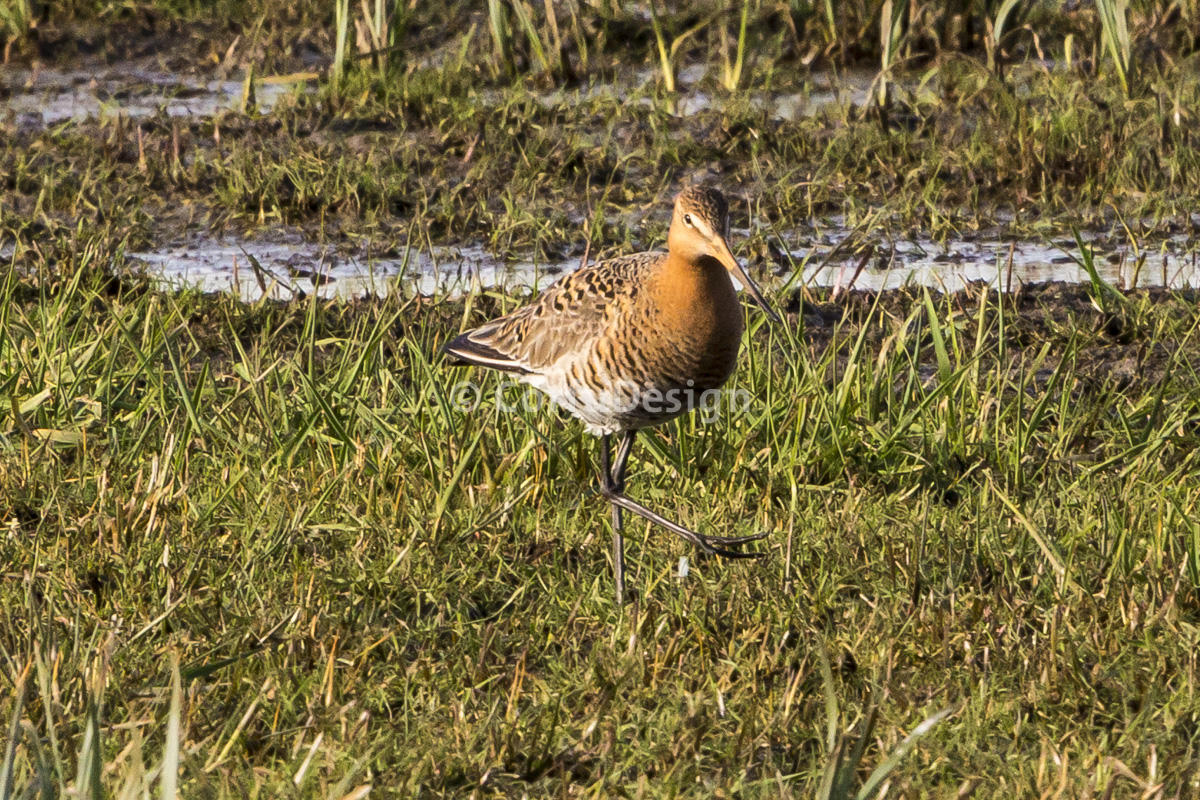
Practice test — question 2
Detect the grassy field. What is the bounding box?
[4,0,1200,797]
[4,264,1200,797]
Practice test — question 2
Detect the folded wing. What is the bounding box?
[442,253,658,375]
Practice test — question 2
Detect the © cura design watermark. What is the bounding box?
[448,379,753,424]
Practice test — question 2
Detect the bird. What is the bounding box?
[442,186,781,604]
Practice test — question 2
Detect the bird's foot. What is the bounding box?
[600,486,768,559]
[704,531,770,547]
[698,531,768,559]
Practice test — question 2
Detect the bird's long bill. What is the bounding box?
[714,237,783,324]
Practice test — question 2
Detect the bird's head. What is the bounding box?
[668,186,782,323]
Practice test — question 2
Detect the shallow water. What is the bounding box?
[2,54,1068,133]
[1,65,308,129]
[787,228,1200,294]
[126,238,561,301]
[520,66,880,121]
[122,227,1200,302]
[2,61,877,130]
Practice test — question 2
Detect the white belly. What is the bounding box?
[521,363,693,437]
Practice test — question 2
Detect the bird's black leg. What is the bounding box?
[611,430,634,492]
[598,430,767,564]
[600,433,626,606]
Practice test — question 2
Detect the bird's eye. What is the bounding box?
[684,214,693,226]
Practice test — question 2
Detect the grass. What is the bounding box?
[1097,0,1136,97]
[5,0,1199,92]
[0,0,32,51]
[450,0,1176,106]
[2,247,1200,795]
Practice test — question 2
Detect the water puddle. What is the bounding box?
[3,62,879,129]
[1,66,309,129]
[496,66,880,122]
[114,226,1200,303]
[788,228,1200,294]
[3,54,1081,133]
[123,237,560,301]
[672,67,878,121]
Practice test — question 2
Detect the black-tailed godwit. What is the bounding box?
[443,186,780,603]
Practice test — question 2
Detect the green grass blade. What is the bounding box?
[855,705,956,799]
[922,288,952,385]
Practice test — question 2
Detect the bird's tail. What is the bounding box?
[441,331,531,374]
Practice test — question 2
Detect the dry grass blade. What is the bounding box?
[159,654,182,800]
[0,663,31,800]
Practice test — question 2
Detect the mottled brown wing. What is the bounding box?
[442,252,661,374]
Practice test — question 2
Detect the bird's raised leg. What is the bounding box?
[599,430,767,564]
